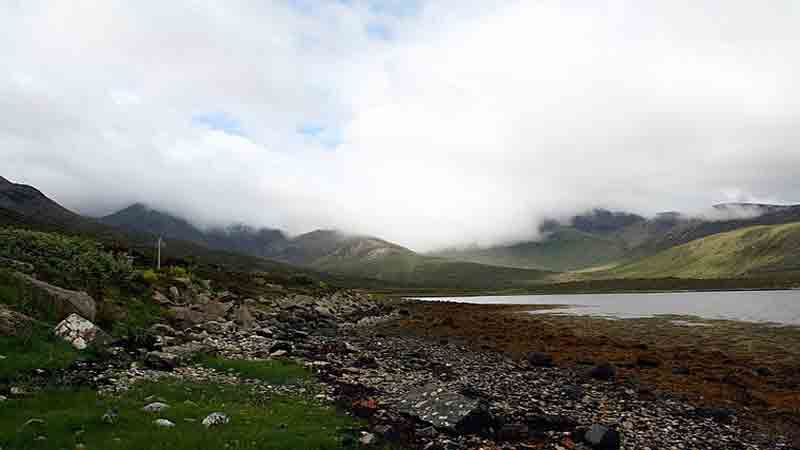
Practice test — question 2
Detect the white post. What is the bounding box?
[156,236,162,270]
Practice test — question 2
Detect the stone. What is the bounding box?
[169,286,181,300]
[142,402,170,413]
[152,291,172,305]
[359,432,378,446]
[0,305,34,337]
[145,351,181,370]
[692,407,735,423]
[584,424,621,450]
[395,385,490,433]
[101,408,119,424]
[589,362,617,381]
[13,272,96,320]
[169,306,206,328]
[526,352,554,367]
[54,314,110,350]
[352,398,378,418]
[269,341,292,353]
[270,350,288,358]
[148,323,177,337]
[202,412,230,428]
[233,305,256,330]
[154,418,175,428]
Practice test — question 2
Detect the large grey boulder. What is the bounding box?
[54,314,109,350]
[395,385,491,433]
[14,272,96,321]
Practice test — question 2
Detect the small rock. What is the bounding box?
[142,402,170,413]
[154,418,175,428]
[359,432,378,446]
[270,350,288,358]
[202,412,230,428]
[101,408,119,424]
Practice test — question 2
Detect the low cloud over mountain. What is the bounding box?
[4,1,800,251]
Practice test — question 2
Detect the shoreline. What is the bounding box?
[385,299,800,446]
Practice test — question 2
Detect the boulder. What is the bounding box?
[232,305,256,330]
[589,362,617,381]
[14,273,96,321]
[0,305,34,337]
[395,384,491,433]
[54,314,110,350]
[152,291,171,306]
[202,412,230,428]
[584,424,621,450]
[526,352,554,367]
[169,306,206,328]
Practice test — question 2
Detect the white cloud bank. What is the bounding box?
[2,1,800,251]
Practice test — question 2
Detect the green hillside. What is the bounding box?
[433,228,630,271]
[312,250,553,289]
[603,223,800,279]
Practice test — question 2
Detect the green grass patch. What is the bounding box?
[194,355,310,385]
[0,325,79,385]
[0,381,360,450]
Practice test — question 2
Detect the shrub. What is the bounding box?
[141,269,159,284]
[0,228,134,292]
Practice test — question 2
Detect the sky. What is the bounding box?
[2,0,800,251]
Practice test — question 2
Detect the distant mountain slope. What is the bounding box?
[635,203,800,256]
[100,204,287,258]
[433,228,630,271]
[604,223,800,279]
[1,176,85,226]
[0,178,302,274]
[432,209,683,271]
[100,204,553,287]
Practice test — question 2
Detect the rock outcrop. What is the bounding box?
[13,272,96,321]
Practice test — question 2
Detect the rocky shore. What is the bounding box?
[30,274,795,450]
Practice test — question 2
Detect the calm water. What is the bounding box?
[419,290,800,326]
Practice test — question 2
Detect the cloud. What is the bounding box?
[3,1,800,251]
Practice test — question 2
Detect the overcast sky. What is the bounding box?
[3,1,800,251]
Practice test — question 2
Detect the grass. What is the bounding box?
[0,325,79,385]
[0,380,362,450]
[603,223,800,279]
[193,355,310,385]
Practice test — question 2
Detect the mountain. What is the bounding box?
[100,205,553,288]
[100,204,287,258]
[634,203,800,256]
[433,209,683,271]
[0,176,86,227]
[0,178,306,276]
[602,222,800,279]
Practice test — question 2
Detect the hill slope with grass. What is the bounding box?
[603,222,800,279]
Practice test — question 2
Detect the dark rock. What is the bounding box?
[497,423,529,442]
[672,366,691,375]
[692,407,736,423]
[589,362,617,381]
[526,352,554,367]
[584,424,621,450]
[269,341,292,353]
[395,385,491,434]
[635,355,661,368]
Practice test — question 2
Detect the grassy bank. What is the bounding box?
[0,380,361,450]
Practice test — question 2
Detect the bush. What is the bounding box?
[141,269,159,284]
[0,228,134,292]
